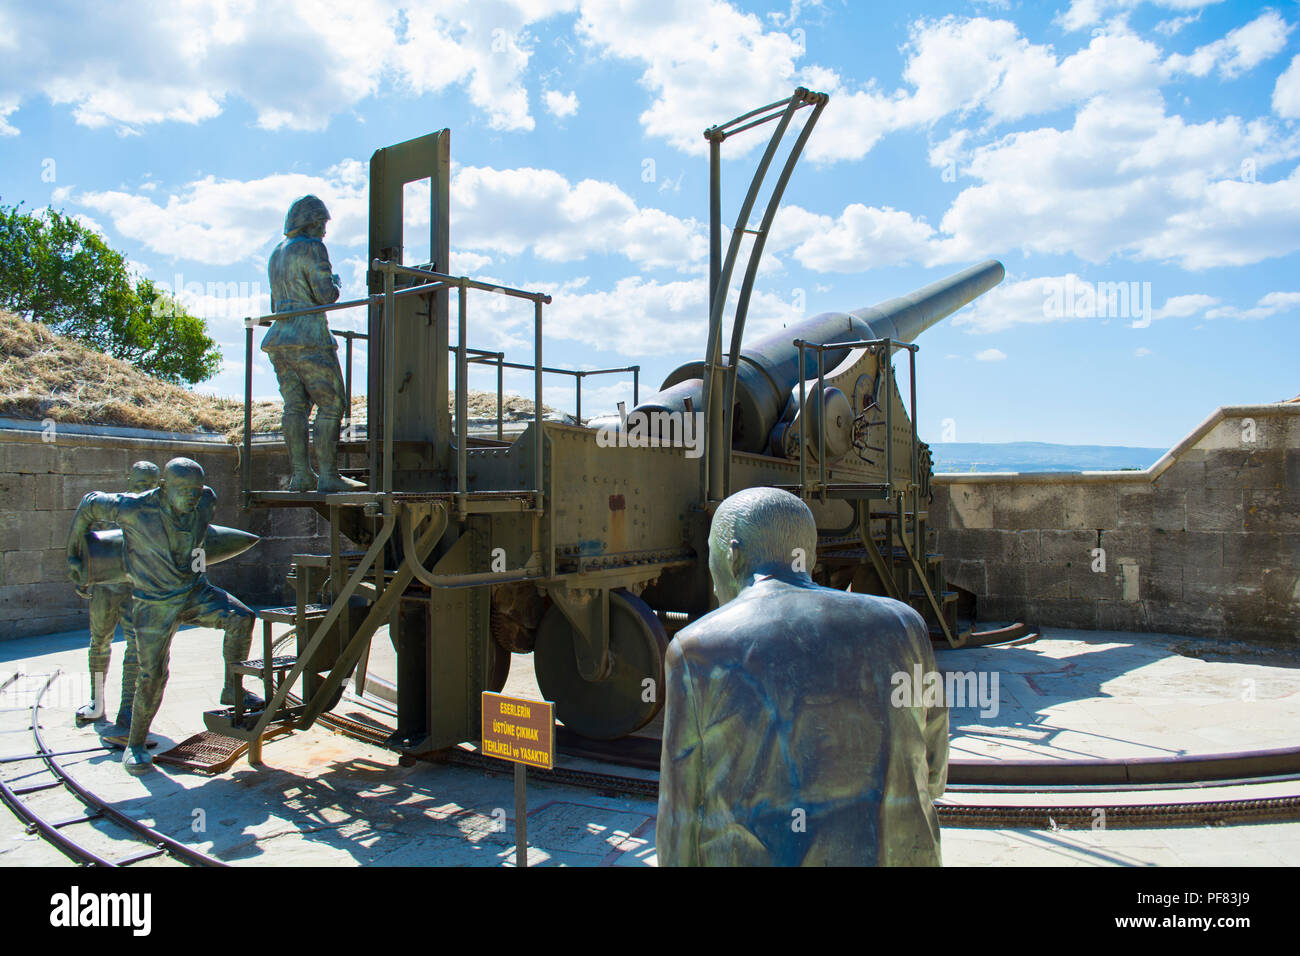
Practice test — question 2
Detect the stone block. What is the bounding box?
[1153,459,1205,490]
[0,581,77,625]
[1095,601,1145,632]
[1038,530,1097,568]
[937,529,990,564]
[1021,598,1098,630]
[985,562,1026,598]
[1149,530,1222,569]
[1198,416,1280,451]
[1222,532,1300,570]
[33,474,58,511]
[993,485,1065,531]
[942,558,985,597]
[1096,530,1152,565]
[1061,484,1118,530]
[1183,566,1265,606]
[1138,564,1183,603]
[16,511,54,552]
[943,485,993,530]
[1025,563,1069,600]
[0,473,37,510]
[68,445,129,476]
[1141,600,1226,640]
[1203,449,1286,491]
[1288,449,1300,494]
[6,441,58,475]
[60,473,120,510]
[1116,486,1153,530]
[3,550,41,586]
[1066,564,1123,601]
[1185,487,1244,532]
[40,549,73,584]
[1152,490,1186,532]
[1243,490,1300,533]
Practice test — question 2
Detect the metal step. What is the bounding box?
[202,705,303,742]
[891,549,942,567]
[258,603,330,625]
[228,655,299,677]
[910,589,958,605]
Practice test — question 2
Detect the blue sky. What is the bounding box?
[1,0,1297,448]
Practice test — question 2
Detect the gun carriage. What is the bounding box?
[209,88,1021,761]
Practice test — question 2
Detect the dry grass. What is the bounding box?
[0,310,563,442]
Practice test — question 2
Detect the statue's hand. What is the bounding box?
[67,553,85,587]
[331,273,341,287]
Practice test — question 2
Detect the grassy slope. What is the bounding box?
[0,310,558,441]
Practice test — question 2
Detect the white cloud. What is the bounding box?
[576,0,805,156]
[1205,290,1300,319]
[536,273,802,357]
[952,274,1089,334]
[1152,293,1219,320]
[453,165,706,269]
[1135,346,1152,356]
[0,1,577,135]
[543,89,579,118]
[1060,1,1225,33]
[71,160,706,273]
[0,95,19,136]
[975,347,1006,361]
[1163,10,1293,79]
[931,94,1300,268]
[1275,54,1300,118]
[75,163,370,267]
[768,203,937,272]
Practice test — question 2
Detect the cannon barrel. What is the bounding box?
[594,259,1004,453]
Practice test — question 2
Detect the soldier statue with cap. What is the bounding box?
[74,460,161,731]
[67,457,261,775]
[264,194,365,493]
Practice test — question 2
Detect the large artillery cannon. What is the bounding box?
[215,88,1018,756]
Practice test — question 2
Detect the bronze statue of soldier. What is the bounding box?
[74,460,160,730]
[656,487,949,866]
[67,457,260,775]
[264,194,364,493]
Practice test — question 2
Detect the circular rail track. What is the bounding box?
[0,671,225,868]
[302,684,1300,830]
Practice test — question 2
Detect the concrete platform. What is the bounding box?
[2,620,1299,867]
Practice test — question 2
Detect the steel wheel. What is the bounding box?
[533,589,669,740]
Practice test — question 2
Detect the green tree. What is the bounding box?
[0,200,222,385]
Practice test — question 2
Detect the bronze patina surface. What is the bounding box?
[657,487,949,866]
[264,194,363,493]
[75,460,160,730]
[67,457,260,775]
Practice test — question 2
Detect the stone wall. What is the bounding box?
[0,423,329,639]
[931,403,1300,644]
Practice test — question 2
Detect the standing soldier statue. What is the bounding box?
[264,195,365,493]
[73,460,161,730]
[66,458,260,775]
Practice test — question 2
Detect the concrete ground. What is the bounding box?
[2,620,1298,867]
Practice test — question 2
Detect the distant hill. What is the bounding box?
[931,441,1167,473]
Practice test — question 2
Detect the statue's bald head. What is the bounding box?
[159,457,206,515]
[708,487,817,605]
[127,460,161,493]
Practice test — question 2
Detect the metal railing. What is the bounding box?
[243,265,639,510]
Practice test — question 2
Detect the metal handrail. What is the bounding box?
[372,260,553,513]
[242,262,636,505]
[790,335,927,598]
[790,335,919,497]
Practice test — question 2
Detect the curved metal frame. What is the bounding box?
[698,87,829,505]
